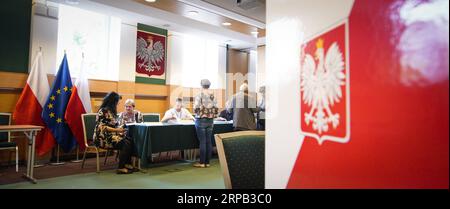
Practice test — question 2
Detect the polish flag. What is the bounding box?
[13,51,55,156]
[65,57,92,150]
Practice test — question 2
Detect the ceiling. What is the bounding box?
[201,0,265,23]
[135,0,265,38]
[46,0,265,49]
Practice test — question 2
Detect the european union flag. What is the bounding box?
[42,54,76,153]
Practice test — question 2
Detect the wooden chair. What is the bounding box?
[80,113,110,173]
[215,131,265,189]
[0,113,18,172]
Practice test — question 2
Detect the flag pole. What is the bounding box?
[33,149,46,168]
[70,146,82,163]
[50,145,65,166]
[33,47,47,168]
[70,51,85,164]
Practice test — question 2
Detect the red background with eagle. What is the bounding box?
[136,30,166,77]
[300,24,348,141]
[288,0,449,188]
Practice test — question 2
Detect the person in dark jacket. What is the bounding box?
[227,83,258,131]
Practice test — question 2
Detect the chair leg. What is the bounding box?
[15,146,18,172]
[96,149,100,173]
[8,150,12,167]
[115,150,120,162]
[138,159,141,170]
[81,149,87,169]
[104,150,109,165]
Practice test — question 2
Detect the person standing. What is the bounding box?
[193,79,218,168]
[228,83,258,131]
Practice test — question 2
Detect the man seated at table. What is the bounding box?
[161,97,195,123]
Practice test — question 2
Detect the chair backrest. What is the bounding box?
[0,113,11,142]
[142,113,160,122]
[215,131,265,189]
[81,113,98,147]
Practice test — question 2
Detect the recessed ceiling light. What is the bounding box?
[65,0,79,5]
[222,22,232,26]
[251,31,259,35]
[187,11,199,16]
[145,0,156,2]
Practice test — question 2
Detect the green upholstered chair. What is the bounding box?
[0,113,18,172]
[215,131,265,189]
[80,113,109,173]
[142,113,160,122]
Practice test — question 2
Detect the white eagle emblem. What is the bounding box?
[301,38,345,135]
[136,36,165,72]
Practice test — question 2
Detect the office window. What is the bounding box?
[56,4,121,80]
[181,34,223,89]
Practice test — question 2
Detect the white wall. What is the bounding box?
[166,33,184,86]
[265,0,354,189]
[248,49,257,93]
[118,22,137,82]
[30,14,58,75]
[166,32,227,89]
[256,46,265,90]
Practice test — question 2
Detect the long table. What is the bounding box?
[127,121,234,167]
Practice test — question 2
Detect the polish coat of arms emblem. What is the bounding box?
[300,22,350,145]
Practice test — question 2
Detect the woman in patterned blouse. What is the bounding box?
[118,99,143,125]
[193,79,219,168]
[93,92,136,174]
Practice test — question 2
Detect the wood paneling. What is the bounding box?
[134,98,167,119]
[0,72,28,89]
[135,83,168,97]
[88,79,118,93]
[227,49,249,98]
[117,81,135,110]
[0,92,21,113]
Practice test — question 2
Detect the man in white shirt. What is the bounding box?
[161,98,195,123]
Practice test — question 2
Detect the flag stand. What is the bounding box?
[34,160,46,168]
[70,146,82,163]
[50,145,65,166]
[33,153,46,168]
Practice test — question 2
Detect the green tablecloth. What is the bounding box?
[128,121,234,167]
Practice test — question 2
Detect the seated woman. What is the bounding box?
[161,97,195,123]
[118,99,143,125]
[93,92,137,174]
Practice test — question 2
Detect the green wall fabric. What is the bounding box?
[0,0,32,73]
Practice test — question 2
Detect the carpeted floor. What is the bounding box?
[0,156,121,185]
[0,158,225,189]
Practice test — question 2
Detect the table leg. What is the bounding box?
[25,131,31,177]
[22,131,37,184]
[30,131,37,182]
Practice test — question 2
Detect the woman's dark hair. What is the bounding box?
[100,91,121,115]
